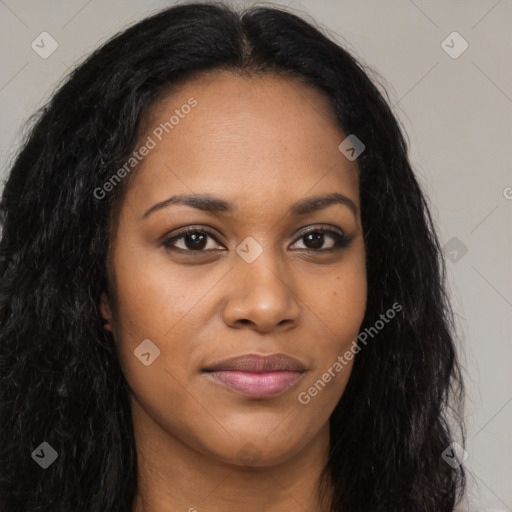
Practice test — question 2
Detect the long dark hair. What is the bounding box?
[0,2,465,511]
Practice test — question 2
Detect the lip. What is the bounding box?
[202,353,307,399]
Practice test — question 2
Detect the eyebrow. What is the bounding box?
[141,192,358,220]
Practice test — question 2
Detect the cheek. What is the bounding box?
[110,240,211,341]
[107,244,195,395]
[296,255,366,405]
[307,255,367,348]
[331,268,367,335]
[111,265,206,444]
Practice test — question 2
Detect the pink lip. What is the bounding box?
[205,370,304,398]
[202,353,307,398]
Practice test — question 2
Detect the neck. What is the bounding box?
[130,398,333,512]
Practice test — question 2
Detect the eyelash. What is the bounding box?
[162,225,353,254]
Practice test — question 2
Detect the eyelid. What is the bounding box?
[293,223,346,239]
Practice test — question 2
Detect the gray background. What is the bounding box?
[1,1,510,510]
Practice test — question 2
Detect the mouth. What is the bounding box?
[202,353,307,399]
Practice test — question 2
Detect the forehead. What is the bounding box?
[123,70,360,217]
[143,69,341,133]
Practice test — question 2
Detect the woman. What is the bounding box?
[0,2,466,511]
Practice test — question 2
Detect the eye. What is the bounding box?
[162,225,352,254]
[163,228,224,252]
[290,227,352,252]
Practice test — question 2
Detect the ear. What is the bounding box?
[100,292,113,332]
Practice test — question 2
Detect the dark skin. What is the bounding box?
[100,70,367,512]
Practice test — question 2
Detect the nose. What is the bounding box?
[222,252,301,333]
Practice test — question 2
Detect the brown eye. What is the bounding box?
[163,229,224,252]
[290,228,352,252]
[163,226,352,255]
[303,231,325,250]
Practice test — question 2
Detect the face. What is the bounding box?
[100,70,367,467]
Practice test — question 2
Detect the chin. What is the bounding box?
[205,434,307,468]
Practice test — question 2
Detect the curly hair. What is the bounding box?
[0,2,465,511]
